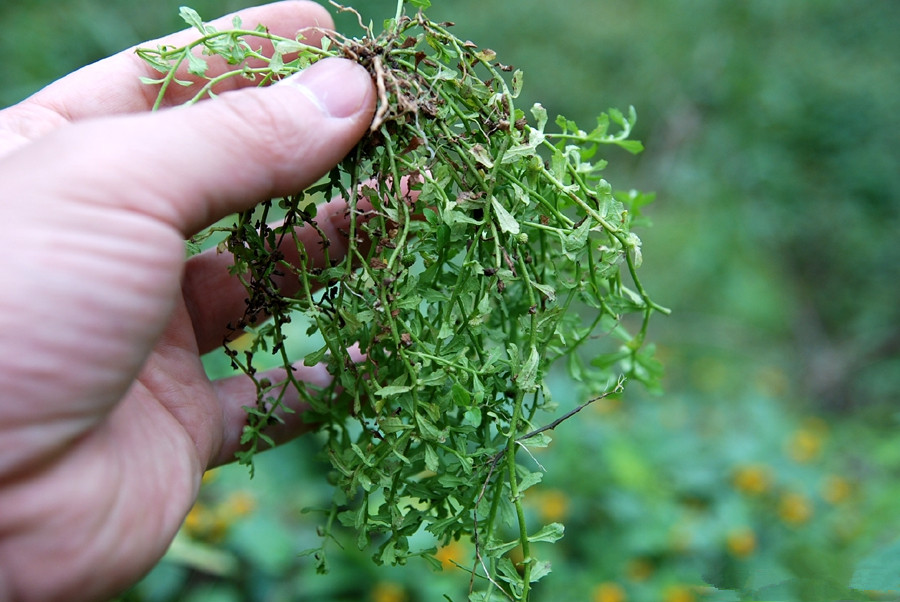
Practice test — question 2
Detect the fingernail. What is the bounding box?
[280,57,372,119]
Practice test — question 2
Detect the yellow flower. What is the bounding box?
[786,419,827,463]
[778,492,813,525]
[592,395,623,414]
[221,490,257,518]
[183,501,229,541]
[201,468,218,486]
[592,582,627,602]
[371,582,407,602]
[434,540,467,571]
[822,475,853,505]
[183,502,211,537]
[732,464,771,495]
[626,557,654,582]
[537,489,570,523]
[663,584,696,602]
[726,527,757,558]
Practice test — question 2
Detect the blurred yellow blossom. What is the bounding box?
[536,489,570,522]
[201,469,218,486]
[778,491,814,525]
[183,502,210,537]
[183,501,230,541]
[663,584,696,602]
[626,557,654,582]
[221,490,257,518]
[732,464,771,495]
[434,540,467,571]
[726,527,757,558]
[371,582,407,602]
[592,395,623,414]
[786,419,828,463]
[822,475,853,505]
[592,582,627,602]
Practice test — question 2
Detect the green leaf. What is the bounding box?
[407,0,431,7]
[517,345,540,392]
[463,407,482,428]
[491,197,520,235]
[615,139,645,154]
[374,385,412,397]
[486,538,520,557]
[178,6,208,34]
[517,470,543,492]
[450,382,471,406]
[528,522,565,544]
[850,540,900,591]
[561,219,591,261]
[416,413,445,442]
[303,345,328,367]
[470,144,494,168]
[424,444,440,472]
[186,52,208,77]
[511,69,524,98]
[530,559,553,583]
[531,103,548,132]
[496,558,525,597]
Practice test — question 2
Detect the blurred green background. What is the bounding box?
[3,1,899,600]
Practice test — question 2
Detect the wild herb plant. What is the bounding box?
[139,1,668,598]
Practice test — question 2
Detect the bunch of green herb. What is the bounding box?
[139,2,668,599]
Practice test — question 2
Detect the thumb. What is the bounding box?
[10,57,376,237]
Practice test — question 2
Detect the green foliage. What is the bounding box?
[136,2,664,598]
[8,0,899,600]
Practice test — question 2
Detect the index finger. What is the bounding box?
[2,2,333,138]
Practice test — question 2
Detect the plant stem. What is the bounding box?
[506,390,532,600]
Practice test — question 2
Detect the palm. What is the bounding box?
[0,3,375,600]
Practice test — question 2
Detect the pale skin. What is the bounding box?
[0,2,376,600]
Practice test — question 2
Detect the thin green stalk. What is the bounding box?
[506,390,532,600]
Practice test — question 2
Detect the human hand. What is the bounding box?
[0,2,374,600]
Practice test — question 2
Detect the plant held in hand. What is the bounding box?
[139,1,668,599]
